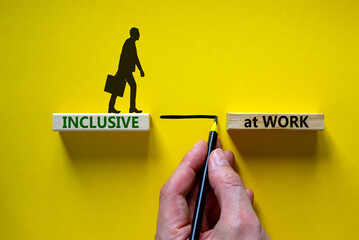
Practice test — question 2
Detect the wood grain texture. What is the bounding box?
[53,113,149,131]
[227,113,324,130]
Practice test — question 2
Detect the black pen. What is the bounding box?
[189,118,218,240]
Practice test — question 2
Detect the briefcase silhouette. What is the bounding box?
[104,74,126,97]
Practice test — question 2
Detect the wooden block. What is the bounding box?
[53,113,150,131]
[227,113,324,130]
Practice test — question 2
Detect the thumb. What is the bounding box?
[208,149,253,222]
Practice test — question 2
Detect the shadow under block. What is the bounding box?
[53,113,150,131]
[227,113,324,130]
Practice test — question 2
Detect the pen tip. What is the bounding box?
[211,119,218,132]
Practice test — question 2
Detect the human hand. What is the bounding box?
[140,70,145,77]
[155,140,270,240]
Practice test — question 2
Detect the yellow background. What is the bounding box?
[1,0,358,239]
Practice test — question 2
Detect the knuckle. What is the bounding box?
[221,173,243,188]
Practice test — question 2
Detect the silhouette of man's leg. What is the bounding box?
[126,73,137,109]
[108,72,125,113]
[108,94,121,113]
[126,73,142,113]
[109,94,117,108]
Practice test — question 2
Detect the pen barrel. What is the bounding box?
[189,130,218,240]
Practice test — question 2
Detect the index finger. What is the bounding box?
[164,140,208,197]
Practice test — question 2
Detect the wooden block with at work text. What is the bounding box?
[53,113,150,131]
[227,113,324,130]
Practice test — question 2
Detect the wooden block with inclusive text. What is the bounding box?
[227,113,324,130]
[53,113,150,131]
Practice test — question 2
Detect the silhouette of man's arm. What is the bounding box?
[134,46,145,77]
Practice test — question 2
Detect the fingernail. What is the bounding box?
[213,149,230,166]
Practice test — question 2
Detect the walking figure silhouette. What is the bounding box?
[107,27,145,113]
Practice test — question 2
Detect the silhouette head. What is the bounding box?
[130,27,140,41]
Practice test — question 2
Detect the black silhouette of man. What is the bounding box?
[109,27,145,113]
